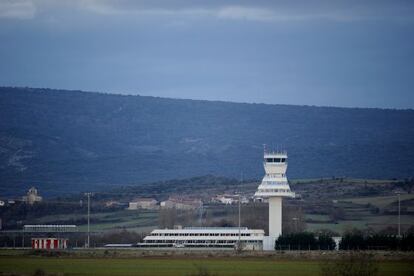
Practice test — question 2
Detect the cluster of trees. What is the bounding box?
[275,229,414,251]
[340,230,414,251]
[158,208,202,229]
[275,232,336,250]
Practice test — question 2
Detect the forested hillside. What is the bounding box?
[1,87,413,196]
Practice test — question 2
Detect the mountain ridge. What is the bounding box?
[1,86,413,196]
[5,86,413,111]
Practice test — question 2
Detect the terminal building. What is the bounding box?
[138,227,264,250]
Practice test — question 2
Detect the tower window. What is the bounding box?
[266,157,287,163]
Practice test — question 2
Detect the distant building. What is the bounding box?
[139,227,264,250]
[105,200,127,208]
[160,197,202,210]
[31,238,68,250]
[22,187,42,205]
[213,194,249,205]
[128,198,158,210]
[332,236,342,250]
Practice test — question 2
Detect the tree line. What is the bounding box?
[275,229,414,251]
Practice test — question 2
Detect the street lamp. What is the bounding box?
[237,173,243,251]
[238,194,241,248]
[84,192,92,248]
[292,217,298,233]
[394,190,404,238]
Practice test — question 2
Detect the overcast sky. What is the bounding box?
[0,0,413,109]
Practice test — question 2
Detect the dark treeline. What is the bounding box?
[275,230,414,251]
[339,230,414,251]
[276,232,336,250]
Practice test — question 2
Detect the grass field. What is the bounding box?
[0,256,413,276]
[345,194,414,209]
[306,214,414,234]
[37,210,159,232]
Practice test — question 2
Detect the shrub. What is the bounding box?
[276,232,335,250]
[320,252,378,276]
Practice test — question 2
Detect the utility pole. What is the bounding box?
[237,172,243,251]
[398,192,401,237]
[292,217,298,233]
[199,202,203,226]
[85,192,92,248]
[238,194,241,248]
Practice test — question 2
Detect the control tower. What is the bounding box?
[254,150,295,250]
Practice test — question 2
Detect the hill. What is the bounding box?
[0,87,413,196]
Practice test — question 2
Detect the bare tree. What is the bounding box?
[320,252,378,276]
[158,208,177,228]
[283,204,306,234]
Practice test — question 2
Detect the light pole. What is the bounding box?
[292,217,298,233]
[199,202,203,226]
[85,192,92,248]
[398,192,401,238]
[393,190,405,238]
[238,194,241,248]
[237,172,243,251]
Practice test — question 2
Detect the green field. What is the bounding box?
[345,194,414,209]
[304,193,414,234]
[36,210,159,232]
[0,256,413,276]
[306,214,414,234]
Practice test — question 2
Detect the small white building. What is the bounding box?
[139,227,264,250]
[213,194,249,205]
[160,197,202,210]
[22,187,42,205]
[31,238,68,250]
[216,195,235,205]
[128,198,158,210]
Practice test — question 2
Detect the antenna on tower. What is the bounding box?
[263,144,267,154]
[199,202,204,226]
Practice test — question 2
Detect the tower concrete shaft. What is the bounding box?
[269,197,282,238]
[255,151,295,242]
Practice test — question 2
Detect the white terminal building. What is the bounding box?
[139,150,294,251]
[138,227,264,250]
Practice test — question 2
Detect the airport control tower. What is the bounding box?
[254,150,295,250]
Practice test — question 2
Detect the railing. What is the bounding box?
[23,225,78,232]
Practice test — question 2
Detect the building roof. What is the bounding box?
[149,227,264,234]
[131,198,157,202]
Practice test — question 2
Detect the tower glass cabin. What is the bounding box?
[254,151,295,248]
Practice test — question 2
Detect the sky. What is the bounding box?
[0,0,413,109]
